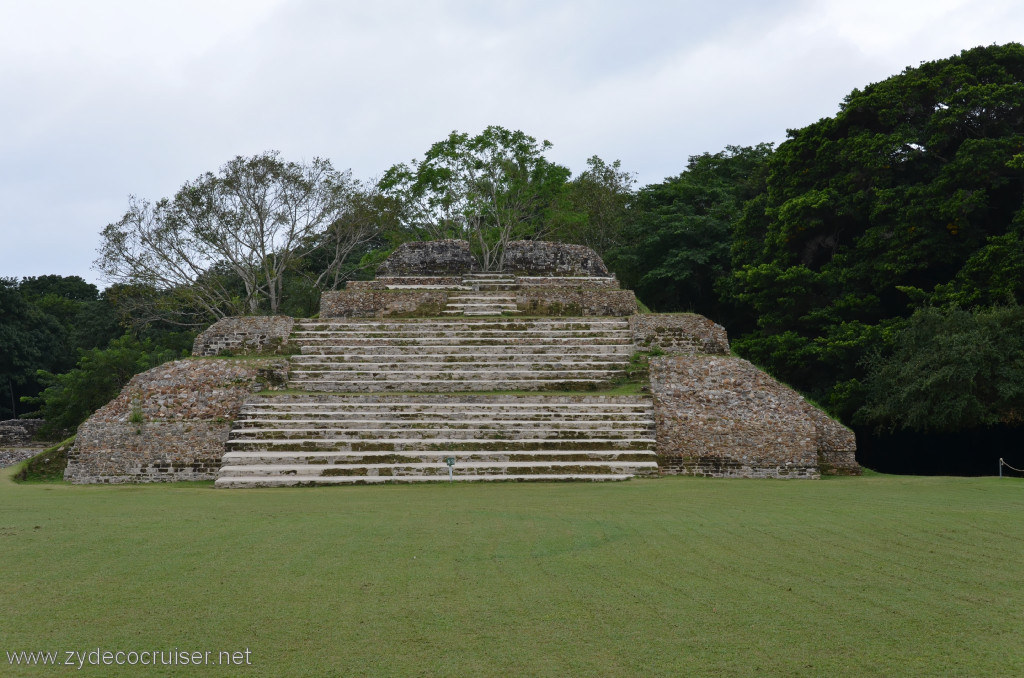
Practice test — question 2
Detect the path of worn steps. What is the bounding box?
[215,395,657,487]
[287,317,634,392]
[217,314,657,486]
[443,273,520,315]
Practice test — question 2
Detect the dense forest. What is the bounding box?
[3,43,1023,473]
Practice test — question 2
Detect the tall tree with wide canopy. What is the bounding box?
[379,126,572,271]
[727,43,1024,418]
[616,144,773,320]
[97,152,373,323]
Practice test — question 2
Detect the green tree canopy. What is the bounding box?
[727,43,1024,418]
[379,126,573,270]
[856,305,1024,434]
[615,144,773,320]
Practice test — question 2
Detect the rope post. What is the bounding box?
[999,458,1003,478]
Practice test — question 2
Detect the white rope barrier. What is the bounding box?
[999,458,1024,474]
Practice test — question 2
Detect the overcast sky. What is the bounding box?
[2,0,1022,288]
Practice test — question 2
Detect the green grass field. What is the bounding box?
[2,469,1022,677]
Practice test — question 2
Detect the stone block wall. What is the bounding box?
[320,290,448,318]
[503,241,611,277]
[192,316,295,356]
[377,239,477,276]
[630,314,730,355]
[650,355,842,479]
[515,287,637,316]
[66,358,288,484]
[0,419,44,446]
[806,407,860,475]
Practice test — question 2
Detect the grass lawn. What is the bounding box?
[1,469,1022,677]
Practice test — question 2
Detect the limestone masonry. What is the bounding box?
[67,239,858,483]
[502,240,611,276]
[0,419,44,447]
[323,240,635,318]
[629,314,730,355]
[192,316,295,356]
[66,358,287,483]
[649,356,857,478]
[377,239,477,276]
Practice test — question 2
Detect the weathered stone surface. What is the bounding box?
[630,314,729,355]
[320,290,448,318]
[348,277,465,290]
[377,240,477,276]
[806,406,861,475]
[0,419,43,446]
[323,287,636,317]
[517,276,618,287]
[503,241,611,277]
[66,358,288,484]
[515,287,637,316]
[650,355,857,478]
[192,316,295,356]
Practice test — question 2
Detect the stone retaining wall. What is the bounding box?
[503,241,611,277]
[320,290,448,318]
[630,314,730,355]
[192,316,295,356]
[515,287,637,316]
[377,240,477,276]
[0,419,44,446]
[650,355,858,478]
[66,358,288,483]
[806,407,860,475]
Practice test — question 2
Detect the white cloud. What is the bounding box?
[1,0,1022,285]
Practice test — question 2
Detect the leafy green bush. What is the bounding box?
[856,305,1024,433]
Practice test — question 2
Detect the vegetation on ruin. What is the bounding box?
[11,436,75,483]
[1,468,1021,677]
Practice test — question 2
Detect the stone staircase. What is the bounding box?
[443,273,520,315]
[287,318,633,392]
[215,395,657,486]
[217,311,659,486]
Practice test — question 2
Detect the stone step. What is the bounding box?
[240,397,651,409]
[218,391,658,486]
[288,366,624,377]
[238,409,653,420]
[293,338,631,348]
[295,317,627,324]
[235,416,652,427]
[290,354,626,365]
[298,345,633,356]
[292,320,628,331]
[292,328,629,336]
[288,364,629,375]
[446,294,517,300]
[229,428,651,444]
[225,437,655,452]
[222,450,656,464]
[286,380,615,393]
[236,407,652,418]
[215,473,634,487]
[218,461,659,478]
[383,285,473,290]
[235,410,652,421]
